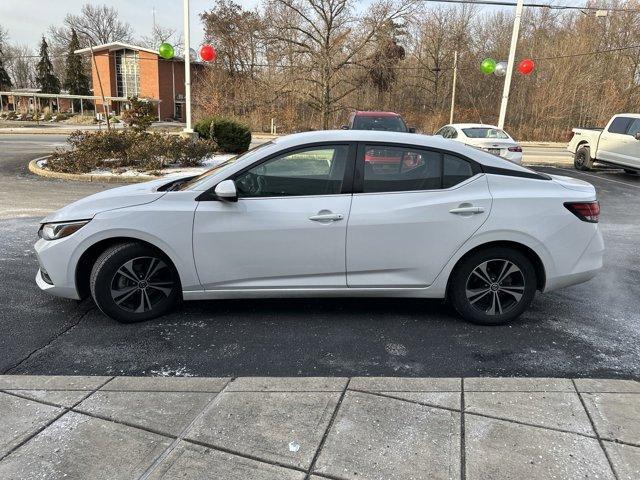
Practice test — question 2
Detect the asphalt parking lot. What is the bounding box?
[1,134,639,379]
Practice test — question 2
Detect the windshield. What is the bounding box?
[352,115,407,132]
[177,141,274,190]
[462,127,509,139]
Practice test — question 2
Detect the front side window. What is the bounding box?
[362,145,477,193]
[235,145,349,198]
[608,116,633,134]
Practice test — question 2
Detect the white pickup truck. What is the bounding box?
[568,113,640,173]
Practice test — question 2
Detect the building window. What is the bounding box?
[174,103,183,120]
[115,49,140,98]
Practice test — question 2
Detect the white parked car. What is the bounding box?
[435,123,523,164]
[35,131,603,325]
[568,113,640,173]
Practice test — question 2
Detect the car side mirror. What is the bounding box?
[635,132,640,141]
[340,125,349,130]
[408,127,416,133]
[214,179,238,202]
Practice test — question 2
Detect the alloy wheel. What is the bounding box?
[465,259,525,316]
[110,256,174,313]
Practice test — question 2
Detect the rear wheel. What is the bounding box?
[90,242,180,323]
[449,248,537,325]
[574,146,594,171]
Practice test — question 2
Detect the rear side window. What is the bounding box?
[626,118,640,137]
[443,154,474,188]
[361,145,477,193]
[608,117,633,134]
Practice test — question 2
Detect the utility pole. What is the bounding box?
[89,44,110,131]
[498,0,524,129]
[183,0,193,133]
[450,50,458,125]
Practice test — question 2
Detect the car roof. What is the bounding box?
[449,123,504,130]
[353,111,401,117]
[269,130,528,171]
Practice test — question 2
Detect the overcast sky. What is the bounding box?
[1,0,588,52]
[0,0,259,50]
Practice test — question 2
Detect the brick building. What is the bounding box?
[75,42,203,122]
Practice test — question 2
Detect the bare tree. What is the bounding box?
[139,25,182,51]
[48,4,134,48]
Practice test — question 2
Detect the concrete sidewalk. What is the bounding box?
[0,376,637,479]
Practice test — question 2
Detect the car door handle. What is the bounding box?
[449,206,485,215]
[309,213,344,222]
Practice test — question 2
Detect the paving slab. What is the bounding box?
[465,414,615,480]
[314,390,461,480]
[227,377,348,392]
[379,391,461,410]
[186,391,340,470]
[148,441,305,480]
[0,392,63,458]
[465,392,594,435]
[603,441,640,480]
[101,376,229,392]
[581,393,640,444]
[574,379,640,393]
[350,377,461,392]
[4,390,90,408]
[464,377,574,392]
[0,412,171,480]
[75,390,216,436]
[0,375,110,391]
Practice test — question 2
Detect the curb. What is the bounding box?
[28,156,159,184]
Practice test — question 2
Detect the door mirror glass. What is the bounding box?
[214,179,238,202]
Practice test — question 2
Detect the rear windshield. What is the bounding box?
[353,115,407,132]
[462,127,509,139]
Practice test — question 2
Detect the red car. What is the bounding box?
[342,111,415,133]
[342,111,417,167]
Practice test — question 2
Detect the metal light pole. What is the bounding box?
[497,0,524,129]
[183,0,193,133]
[449,51,458,124]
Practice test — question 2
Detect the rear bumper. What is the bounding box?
[544,228,604,292]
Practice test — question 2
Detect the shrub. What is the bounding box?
[210,118,251,153]
[194,116,217,139]
[46,130,218,174]
[122,96,156,132]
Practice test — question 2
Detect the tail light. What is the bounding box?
[564,201,600,223]
[508,146,522,152]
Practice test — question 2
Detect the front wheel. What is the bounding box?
[90,242,181,323]
[449,248,537,325]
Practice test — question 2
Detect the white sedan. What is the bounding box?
[435,123,523,164]
[35,130,603,325]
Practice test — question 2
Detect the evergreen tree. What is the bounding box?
[35,36,60,94]
[0,55,11,90]
[63,29,90,110]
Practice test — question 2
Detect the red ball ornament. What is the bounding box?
[199,44,217,62]
[517,58,535,75]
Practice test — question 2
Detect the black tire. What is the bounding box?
[90,242,181,323]
[574,146,593,171]
[449,247,537,325]
[623,169,638,175]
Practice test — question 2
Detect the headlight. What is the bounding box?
[38,220,90,241]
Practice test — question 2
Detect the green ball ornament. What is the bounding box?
[480,58,497,75]
[158,42,175,60]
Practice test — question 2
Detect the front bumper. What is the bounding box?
[34,237,81,300]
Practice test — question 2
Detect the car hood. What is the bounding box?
[41,177,177,224]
